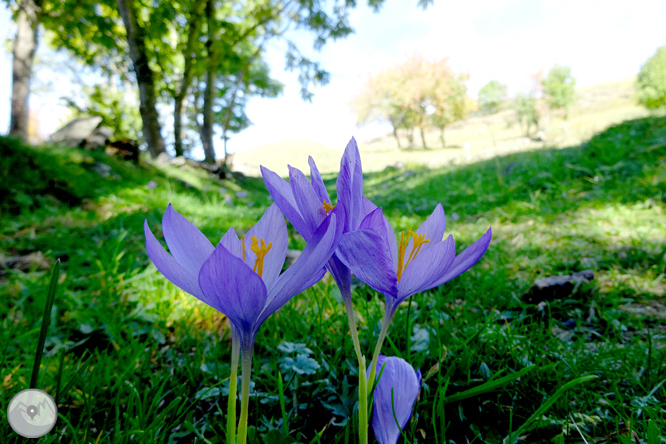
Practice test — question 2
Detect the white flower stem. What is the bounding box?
[227,328,240,444]
[236,340,254,444]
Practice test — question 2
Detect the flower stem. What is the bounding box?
[367,308,394,392]
[343,295,363,364]
[227,329,240,444]
[358,356,368,444]
[359,306,395,444]
[236,340,254,444]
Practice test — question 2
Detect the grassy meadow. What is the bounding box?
[1,112,666,442]
[235,76,649,178]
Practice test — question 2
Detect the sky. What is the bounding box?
[2,0,666,157]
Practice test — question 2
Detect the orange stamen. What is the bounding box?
[396,230,430,282]
[250,235,272,278]
[322,201,335,214]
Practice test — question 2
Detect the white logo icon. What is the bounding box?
[7,389,58,438]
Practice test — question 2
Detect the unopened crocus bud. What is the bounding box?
[368,356,421,444]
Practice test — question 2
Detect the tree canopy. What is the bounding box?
[478,80,507,115]
[637,45,666,111]
[8,0,433,163]
[352,56,470,149]
[542,64,576,119]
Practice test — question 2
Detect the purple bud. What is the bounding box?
[368,356,421,444]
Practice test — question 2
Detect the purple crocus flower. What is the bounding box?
[261,138,368,358]
[143,202,343,350]
[337,201,492,320]
[368,356,422,444]
[144,203,343,444]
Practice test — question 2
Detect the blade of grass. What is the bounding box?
[30,259,61,389]
[502,375,598,444]
[441,365,535,404]
[278,370,289,438]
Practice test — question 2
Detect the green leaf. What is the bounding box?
[442,365,535,404]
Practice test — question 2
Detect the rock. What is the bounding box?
[50,116,103,147]
[171,156,187,166]
[0,252,50,275]
[84,126,113,149]
[92,162,113,178]
[522,269,595,304]
[155,152,172,165]
[403,169,416,178]
[105,140,139,163]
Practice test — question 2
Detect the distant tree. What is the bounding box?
[542,65,576,119]
[352,56,470,149]
[478,80,507,115]
[428,65,471,147]
[351,68,410,149]
[513,93,540,137]
[636,45,666,111]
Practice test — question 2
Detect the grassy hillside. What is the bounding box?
[235,76,651,177]
[1,112,665,443]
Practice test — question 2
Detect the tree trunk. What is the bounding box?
[9,0,41,141]
[420,126,427,149]
[406,128,414,148]
[173,0,206,157]
[200,0,217,164]
[389,117,401,149]
[116,0,166,157]
[439,126,446,148]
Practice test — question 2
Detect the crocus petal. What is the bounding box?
[198,244,267,333]
[359,207,387,236]
[261,165,310,238]
[432,227,492,288]
[289,165,327,239]
[219,227,242,258]
[144,220,204,300]
[337,137,363,232]
[243,203,288,290]
[337,229,398,297]
[162,204,214,277]
[369,356,422,444]
[362,196,377,216]
[397,235,456,300]
[259,211,343,327]
[415,203,446,244]
[308,156,331,204]
[358,202,399,272]
[327,254,351,299]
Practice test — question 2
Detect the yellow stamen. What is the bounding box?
[396,230,430,282]
[322,201,335,214]
[241,236,245,261]
[250,235,272,278]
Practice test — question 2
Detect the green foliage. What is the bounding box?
[637,45,666,110]
[66,83,142,141]
[478,80,508,115]
[513,92,540,136]
[542,64,576,118]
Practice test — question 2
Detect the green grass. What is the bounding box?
[1,114,665,443]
